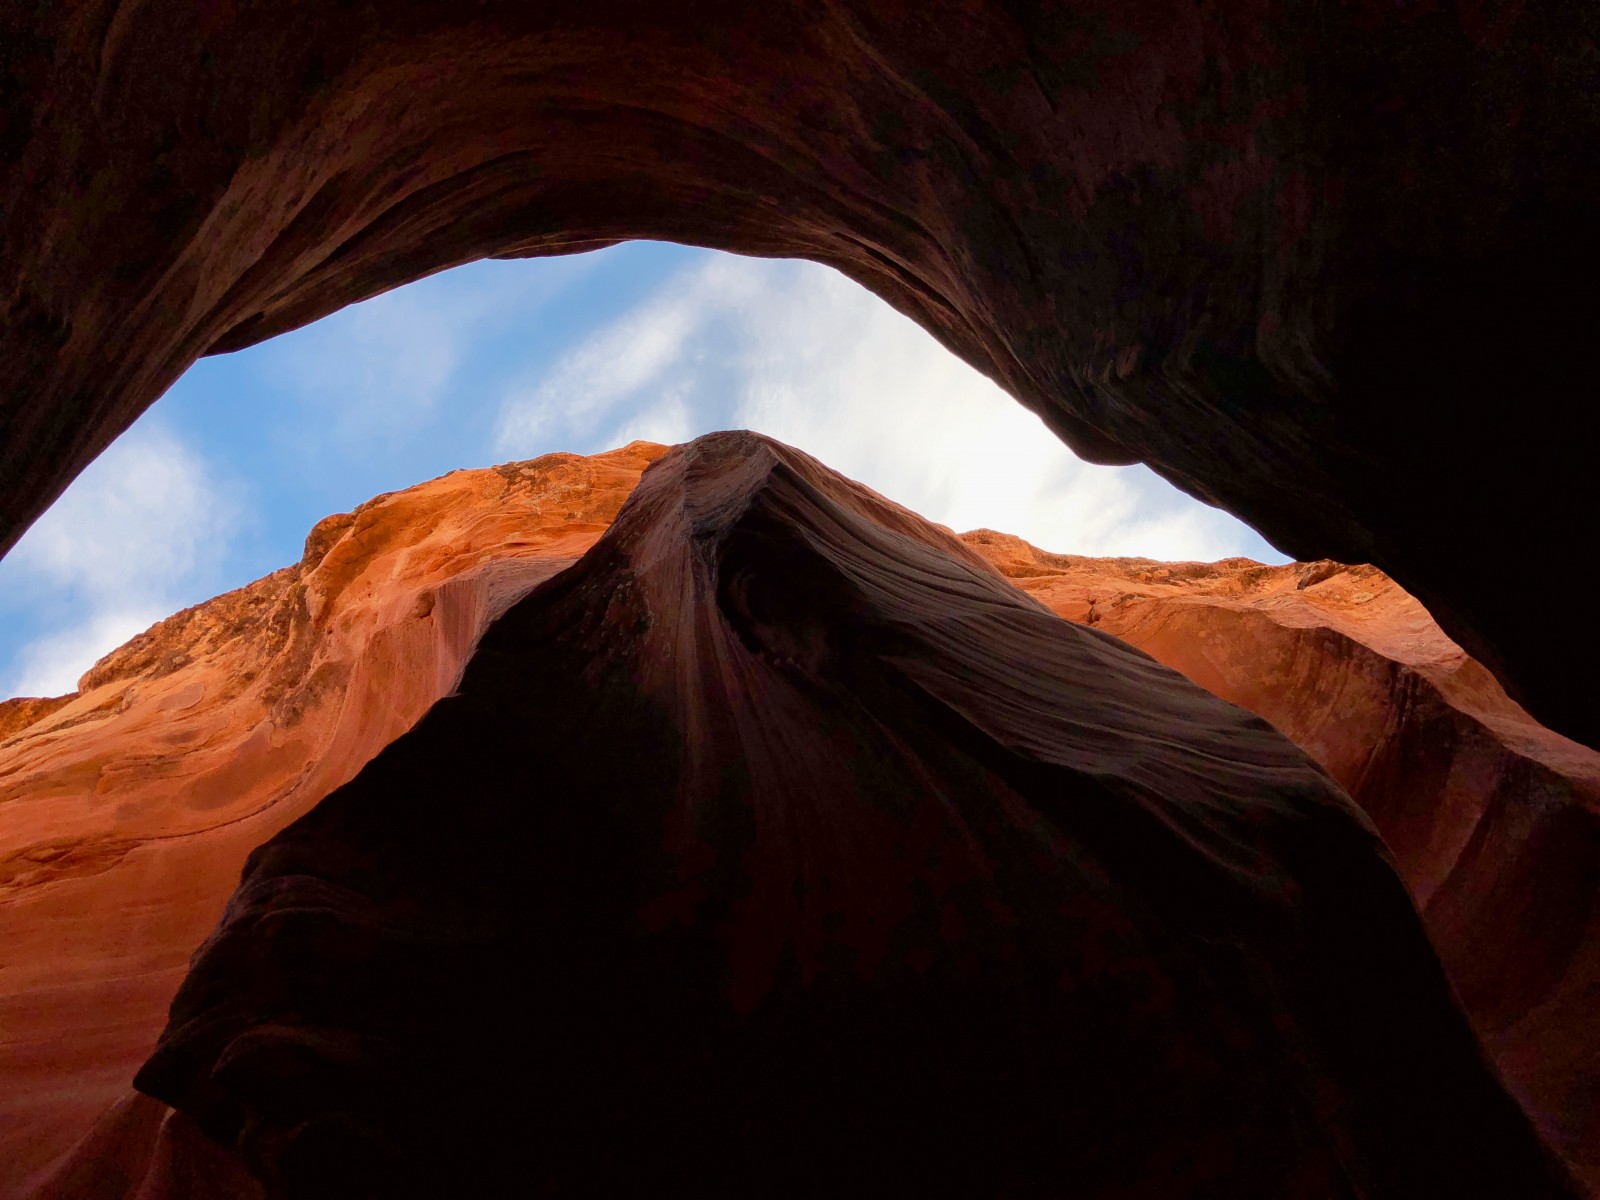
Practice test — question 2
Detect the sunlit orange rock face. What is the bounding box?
[0,442,667,1197]
[1,436,1593,1196]
[964,531,1600,1186]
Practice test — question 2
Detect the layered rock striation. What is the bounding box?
[2,1,1596,745]
[131,432,1574,1196]
[0,442,666,1196]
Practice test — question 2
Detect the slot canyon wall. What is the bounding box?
[1,0,1596,747]
[2,437,1595,1195]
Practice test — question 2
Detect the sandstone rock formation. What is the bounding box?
[5,436,1594,1196]
[2,2,1595,746]
[127,432,1574,1196]
[0,442,666,1196]
[965,534,1600,1183]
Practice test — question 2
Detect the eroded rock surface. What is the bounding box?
[0,442,666,1196]
[131,433,1574,1197]
[964,534,1600,1183]
[2,1,1596,745]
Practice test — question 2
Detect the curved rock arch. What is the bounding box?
[3,0,1596,744]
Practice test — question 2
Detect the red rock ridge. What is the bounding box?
[963,531,1600,1183]
[0,441,667,1196]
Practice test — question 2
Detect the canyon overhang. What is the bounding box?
[1,0,1595,748]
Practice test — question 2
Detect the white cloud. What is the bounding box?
[272,254,601,444]
[493,296,696,450]
[609,382,698,448]
[494,256,763,453]
[1,422,240,699]
[12,424,238,600]
[6,608,168,698]
[493,254,1286,564]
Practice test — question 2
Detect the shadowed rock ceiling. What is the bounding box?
[2,0,1596,747]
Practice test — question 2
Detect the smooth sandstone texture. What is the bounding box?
[1,2,1596,747]
[131,432,1575,1197]
[965,533,1600,1183]
[0,443,666,1197]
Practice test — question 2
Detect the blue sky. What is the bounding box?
[0,242,1285,700]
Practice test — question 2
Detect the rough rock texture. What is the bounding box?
[1,2,1596,747]
[965,533,1600,1183]
[0,442,666,1197]
[129,432,1575,1197]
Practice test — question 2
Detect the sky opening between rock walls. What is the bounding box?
[0,242,1286,700]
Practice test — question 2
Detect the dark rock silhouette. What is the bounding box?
[130,433,1577,1197]
[967,534,1600,1184]
[1,2,1595,745]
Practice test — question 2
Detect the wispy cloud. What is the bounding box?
[493,256,760,453]
[6,609,169,699]
[494,254,1286,563]
[0,423,241,698]
[12,424,238,599]
[270,254,603,445]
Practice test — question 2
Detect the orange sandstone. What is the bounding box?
[0,442,666,1195]
[0,442,1594,1194]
